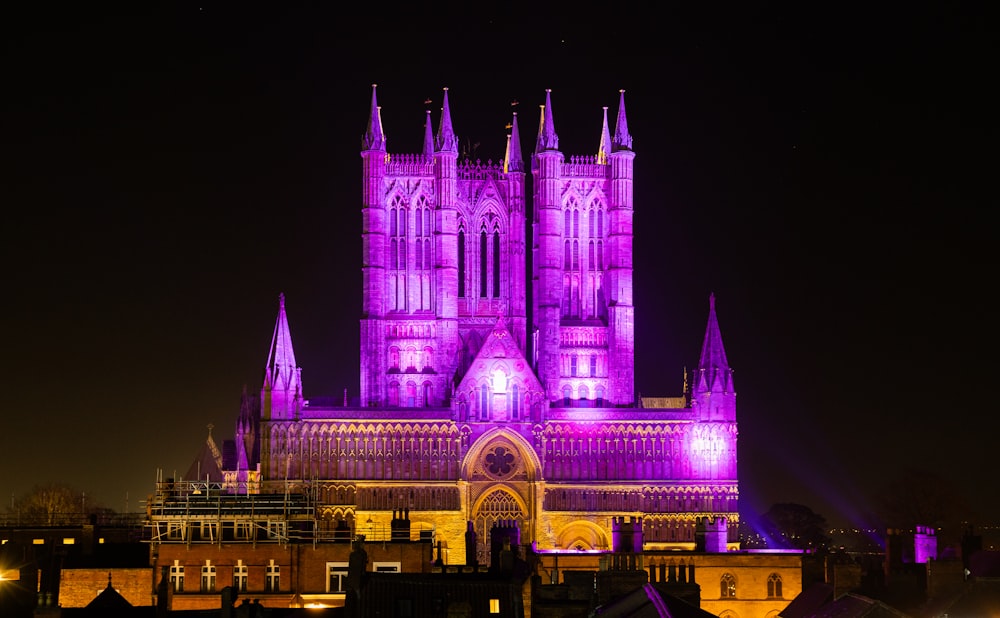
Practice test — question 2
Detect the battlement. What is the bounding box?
[457,159,507,180]
[562,155,609,178]
[695,516,729,553]
[386,153,435,175]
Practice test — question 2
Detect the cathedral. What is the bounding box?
[217,85,739,564]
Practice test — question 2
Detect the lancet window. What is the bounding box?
[720,573,737,598]
[767,573,782,598]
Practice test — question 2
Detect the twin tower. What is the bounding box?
[359,85,636,414]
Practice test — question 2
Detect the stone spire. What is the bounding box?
[612,89,632,151]
[504,111,523,173]
[262,293,302,420]
[361,83,386,151]
[696,294,734,395]
[536,89,559,151]
[423,108,435,158]
[435,87,458,153]
[597,105,613,164]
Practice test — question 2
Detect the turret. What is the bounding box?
[261,293,302,421]
[360,84,388,406]
[532,89,564,401]
[505,110,528,352]
[423,109,434,158]
[692,294,736,421]
[606,90,636,404]
[597,106,612,164]
[434,88,460,396]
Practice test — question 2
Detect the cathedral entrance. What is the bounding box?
[472,488,526,567]
[462,430,541,567]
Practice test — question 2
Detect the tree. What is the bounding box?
[9,483,87,525]
[873,467,973,546]
[759,502,831,550]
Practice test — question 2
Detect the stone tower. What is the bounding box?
[359,85,528,408]
[531,90,636,406]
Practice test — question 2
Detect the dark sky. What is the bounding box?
[2,3,994,527]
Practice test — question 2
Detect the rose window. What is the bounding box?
[485,446,515,478]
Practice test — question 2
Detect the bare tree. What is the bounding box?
[759,503,832,550]
[10,483,87,525]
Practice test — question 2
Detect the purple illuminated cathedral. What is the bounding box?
[220,86,739,562]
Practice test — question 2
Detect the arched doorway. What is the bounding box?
[472,488,526,567]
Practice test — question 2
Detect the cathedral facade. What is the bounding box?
[224,86,739,564]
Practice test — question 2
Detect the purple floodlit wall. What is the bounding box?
[230,87,740,559]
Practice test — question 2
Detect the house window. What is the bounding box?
[373,562,400,573]
[267,521,286,540]
[767,573,783,598]
[201,560,216,592]
[490,598,501,613]
[233,561,247,592]
[168,523,184,540]
[570,354,578,377]
[265,560,280,592]
[590,354,597,377]
[720,573,736,598]
[327,562,349,593]
[170,561,184,592]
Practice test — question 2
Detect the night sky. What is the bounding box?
[2,4,993,528]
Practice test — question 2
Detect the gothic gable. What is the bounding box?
[456,317,541,394]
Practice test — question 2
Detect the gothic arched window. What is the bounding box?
[720,573,736,598]
[767,573,782,598]
[493,230,501,298]
[480,385,489,419]
[511,384,520,419]
[480,231,488,298]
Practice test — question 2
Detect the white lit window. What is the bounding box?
[327,562,349,592]
[265,560,280,592]
[373,562,400,573]
[233,560,248,592]
[201,560,216,592]
[170,561,184,592]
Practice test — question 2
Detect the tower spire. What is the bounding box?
[597,105,612,164]
[263,293,302,420]
[423,109,435,158]
[436,87,458,153]
[695,293,734,396]
[612,89,632,151]
[536,89,559,151]
[362,83,386,151]
[504,111,523,173]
